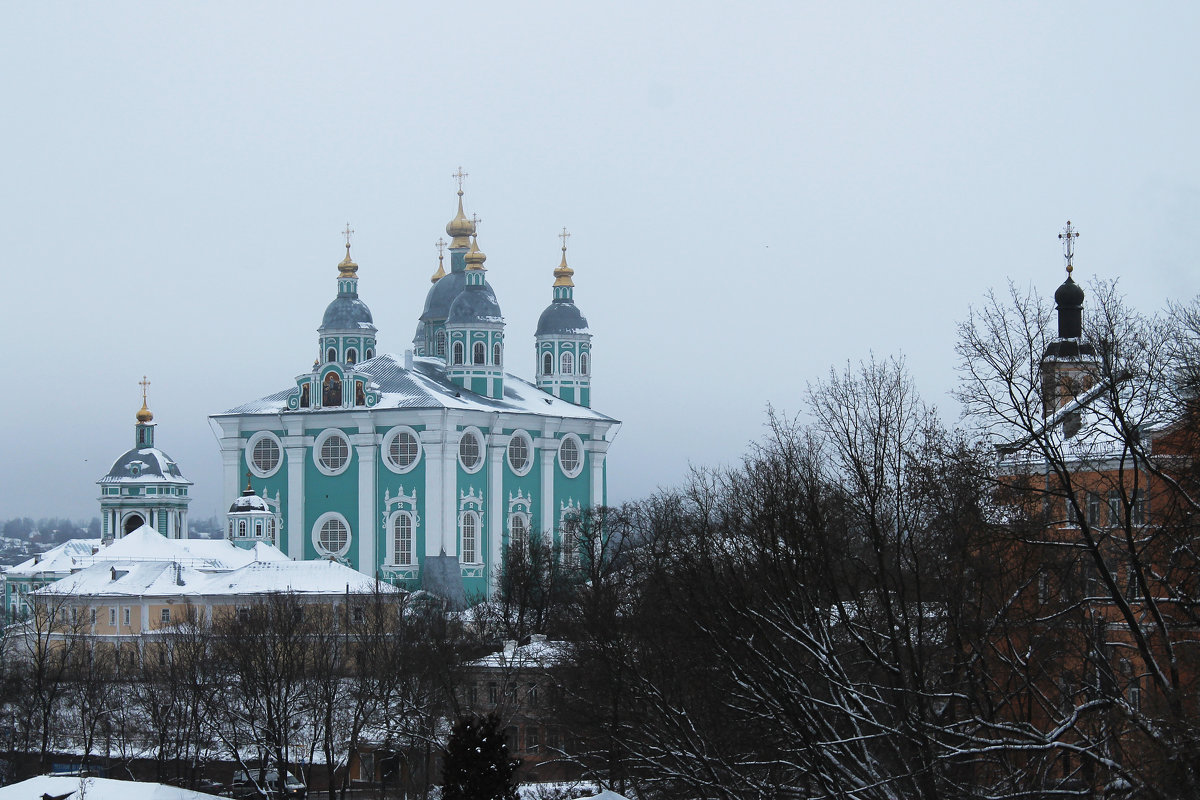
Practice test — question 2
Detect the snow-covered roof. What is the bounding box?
[7,538,103,577]
[997,374,1176,468]
[217,353,615,423]
[0,776,223,800]
[33,556,398,599]
[98,446,192,485]
[229,493,270,512]
[469,635,566,670]
[7,527,285,577]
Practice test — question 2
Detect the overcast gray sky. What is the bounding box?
[2,2,1197,522]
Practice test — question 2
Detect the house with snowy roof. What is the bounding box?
[209,177,620,601]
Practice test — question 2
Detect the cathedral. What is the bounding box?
[208,178,619,599]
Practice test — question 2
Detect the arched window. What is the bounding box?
[473,342,486,365]
[365,348,373,360]
[461,512,479,564]
[327,348,337,363]
[493,343,502,366]
[227,521,234,537]
[452,342,464,365]
[561,352,574,375]
[254,522,262,538]
[238,520,247,537]
[267,518,275,539]
[510,513,527,541]
[393,513,414,566]
[542,352,553,375]
[579,352,589,376]
[436,330,446,357]
[346,348,357,365]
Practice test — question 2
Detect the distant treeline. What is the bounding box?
[0,515,224,544]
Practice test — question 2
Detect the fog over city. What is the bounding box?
[1,3,1197,521]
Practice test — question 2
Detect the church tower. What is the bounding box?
[536,229,592,407]
[1041,220,1098,419]
[318,229,377,368]
[98,379,193,539]
[446,234,505,399]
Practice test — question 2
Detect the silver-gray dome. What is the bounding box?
[98,447,190,484]
[536,301,589,336]
[447,286,503,325]
[321,295,375,330]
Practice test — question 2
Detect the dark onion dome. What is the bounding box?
[229,492,269,513]
[322,295,375,329]
[1054,275,1085,309]
[420,271,502,322]
[447,285,503,324]
[536,301,589,336]
[100,447,188,482]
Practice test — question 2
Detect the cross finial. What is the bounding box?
[1058,220,1080,274]
[436,237,447,259]
[559,226,571,253]
[452,166,468,194]
[470,213,481,231]
[139,375,150,404]
[342,223,355,249]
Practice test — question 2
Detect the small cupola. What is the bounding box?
[1041,220,1098,416]
[535,229,593,407]
[318,225,377,366]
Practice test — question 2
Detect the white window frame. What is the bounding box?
[452,341,465,365]
[389,510,415,566]
[458,428,484,474]
[312,511,352,558]
[247,431,284,478]
[506,430,533,476]
[436,330,446,357]
[561,352,574,375]
[509,512,530,542]
[473,341,486,365]
[558,433,584,478]
[382,426,423,475]
[542,351,553,375]
[461,510,481,564]
[579,351,589,376]
[313,429,353,476]
[493,342,502,366]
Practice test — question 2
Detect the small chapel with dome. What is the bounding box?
[209,173,619,600]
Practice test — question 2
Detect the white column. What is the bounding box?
[355,436,377,575]
[487,433,505,596]
[423,429,445,558]
[589,443,607,509]
[443,431,458,556]
[540,437,555,542]
[220,441,241,516]
[284,443,306,560]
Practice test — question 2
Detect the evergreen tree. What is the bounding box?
[441,713,520,800]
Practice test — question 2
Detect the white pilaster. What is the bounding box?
[589,443,607,508]
[487,432,505,596]
[540,437,555,542]
[284,443,306,560]
[220,441,241,517]
[355,437,378,575]
[423,428,445,558]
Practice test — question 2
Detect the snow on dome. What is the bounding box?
[229,493,270,512]
[99,446,192,485]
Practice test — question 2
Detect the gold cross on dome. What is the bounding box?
[559,226,571,252]
[435,237,447,258]
[452,166,468,192]
[1058,220,1079,273]
[342,223,355,248]
[139,375,150,403]
[470,213,481,231]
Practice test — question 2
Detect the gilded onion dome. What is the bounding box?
[465,234,487,270]
[136,399,154,423]
[553,243,575,287]
[445,190,476,248]
[337,242,358,278]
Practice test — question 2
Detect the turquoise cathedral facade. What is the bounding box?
[209,184,619,598]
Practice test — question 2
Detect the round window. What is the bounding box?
[315,430,351,474]
[507,432,531,475]
[558,435,582,477]
[315,514,350,557]
[383,427,421,474]
[459,430,482,471]
[251,435,281,476]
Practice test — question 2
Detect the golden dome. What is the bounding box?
[136,400,154,423]
[465,235,487,270]
[431,247,446,283]
[553,245,575,287]
[445,191,475,248]
[337,243,358,278]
